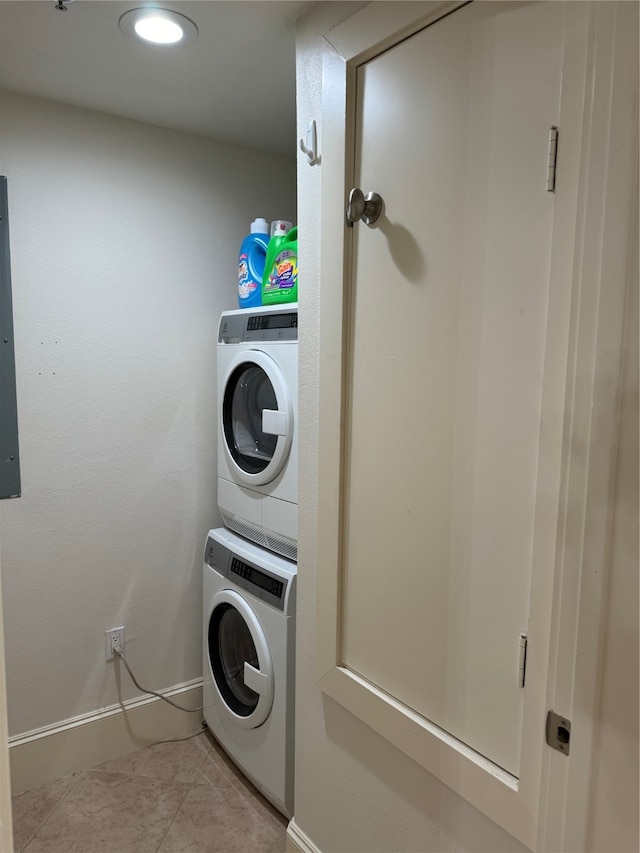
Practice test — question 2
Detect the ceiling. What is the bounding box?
[0,0,315,157]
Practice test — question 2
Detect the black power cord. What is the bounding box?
[115,648,203,713]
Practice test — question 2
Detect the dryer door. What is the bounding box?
[221,350,293,486]
[207,588,274,728]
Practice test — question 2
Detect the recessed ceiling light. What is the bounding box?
[119,8,198,47]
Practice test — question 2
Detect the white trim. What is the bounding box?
[324,667,518,787]
[9,678,202,794]
[286,818,322,853]
[0,540,13,852]
[323,1,467,64]
[9,677,202,747]
[316,667,530,844]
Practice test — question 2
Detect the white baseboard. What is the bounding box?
[287,818,323,853]
[9,679,203,794]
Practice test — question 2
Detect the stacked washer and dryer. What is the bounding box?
[203,304,298,819]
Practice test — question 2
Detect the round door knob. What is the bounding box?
[346,188,383,226]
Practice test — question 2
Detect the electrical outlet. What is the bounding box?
[105,626,125,660]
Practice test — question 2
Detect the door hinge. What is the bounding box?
[546,125,559,192]
[546,710,571,755]
[516,633,527,688]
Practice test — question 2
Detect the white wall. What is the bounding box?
[0,90,296,739]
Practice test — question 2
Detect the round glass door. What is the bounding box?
[207,589,274,728]
[221,350,293,487]
[224,364,277,474]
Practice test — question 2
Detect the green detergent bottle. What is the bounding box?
[262,226,298,306]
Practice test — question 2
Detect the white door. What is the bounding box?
[341,0,564,777]
[313,0,637,845]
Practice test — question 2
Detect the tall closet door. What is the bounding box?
[342,0,565,776]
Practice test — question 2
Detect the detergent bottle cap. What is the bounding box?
[270,219,293,237]
[250,218,270,235]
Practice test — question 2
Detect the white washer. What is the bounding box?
[217,304,298,561]
[203,528,296,818]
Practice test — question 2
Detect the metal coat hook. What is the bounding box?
[299,120,318,165]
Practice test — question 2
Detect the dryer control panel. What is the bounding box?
[219,310,298,344]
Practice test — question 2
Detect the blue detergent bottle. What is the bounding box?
[238,218,269,309]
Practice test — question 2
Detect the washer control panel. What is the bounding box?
[205,535,290,612]
[230,557,284,599]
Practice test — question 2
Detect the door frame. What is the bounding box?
[0,540,13,852]
[313,1,637,848]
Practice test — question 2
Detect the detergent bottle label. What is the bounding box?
[238,252,258,298]
[265,248,298,292]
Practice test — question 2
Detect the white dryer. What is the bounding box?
[203,528,296,818]
[217,304,298,561]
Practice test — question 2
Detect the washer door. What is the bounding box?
[221,350,293,486]
[207,589,274,728]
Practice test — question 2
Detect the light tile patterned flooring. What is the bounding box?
[11,729,287,853]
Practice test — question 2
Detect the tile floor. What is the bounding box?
[11,728,287,853]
